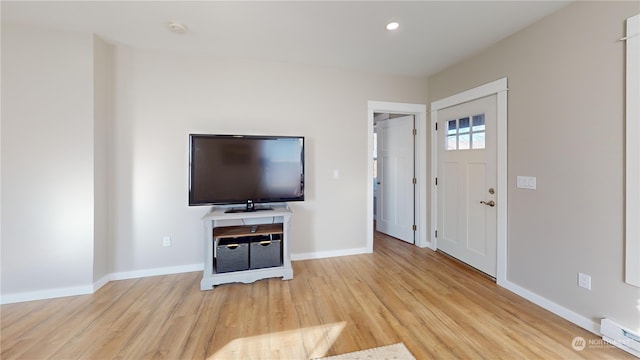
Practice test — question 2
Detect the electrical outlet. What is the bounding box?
[162,236,172,247]
[578,272,591,290]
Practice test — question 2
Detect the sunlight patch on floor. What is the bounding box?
[209,322,346,360]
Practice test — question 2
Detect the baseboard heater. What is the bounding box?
[601,318,640,358]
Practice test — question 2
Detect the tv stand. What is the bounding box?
[200,203,293,290]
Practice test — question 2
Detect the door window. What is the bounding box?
[446,114,486,151]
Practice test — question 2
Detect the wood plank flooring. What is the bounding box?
[1,231,633,359]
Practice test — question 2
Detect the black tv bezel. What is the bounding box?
[188,134,305,207]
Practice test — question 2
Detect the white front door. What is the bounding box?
[376,115,415,243]
[437,95,497,277]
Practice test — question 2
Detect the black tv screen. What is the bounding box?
[189,134,305,207]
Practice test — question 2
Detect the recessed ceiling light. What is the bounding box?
[386,22,399,31]
[168,21,187,34]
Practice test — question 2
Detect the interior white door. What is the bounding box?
[376,115,415,243]
[437,95,497,277]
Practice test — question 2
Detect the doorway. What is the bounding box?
[367,101,428,252]
[430,78,508,283]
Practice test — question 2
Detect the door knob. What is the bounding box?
[480,200,495,207]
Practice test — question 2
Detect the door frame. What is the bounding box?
[367,101,428,252]
[430,78,508,283]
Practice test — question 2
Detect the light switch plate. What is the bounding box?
[517,176,537,190]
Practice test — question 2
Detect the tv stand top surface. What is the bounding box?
[202,203,291,221]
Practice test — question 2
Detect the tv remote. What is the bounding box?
[250,225,258,233]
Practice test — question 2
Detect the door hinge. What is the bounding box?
[412,177,417,184]
[412,224,417,231]
[435,177,438,185]
[412,128,417,136]
[435,230,438,237]
[435,123,438,131]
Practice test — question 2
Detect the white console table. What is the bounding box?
[200,204,293,291]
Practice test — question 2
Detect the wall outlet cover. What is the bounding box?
[578,272,591,290]
[162,236,172,247]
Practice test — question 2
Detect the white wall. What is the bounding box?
[1,24,95,296]
[109,46,429,273]
[429,1,640,331]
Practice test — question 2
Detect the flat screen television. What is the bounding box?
[189,134,305,211]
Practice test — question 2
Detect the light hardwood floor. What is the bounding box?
[1,232,633,359]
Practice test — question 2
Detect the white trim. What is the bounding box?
[291,247,369,261]
[1,285,94,305]
[500,280,600,335]
[431,78,508,111]
[367,101,429,250]
[429,109,438,251]
[495,87,509,282]
[93,274,111,292]
[625,14,640,288]
[430,78,508,282]
[109,263,203,281]
[0,263,204,304]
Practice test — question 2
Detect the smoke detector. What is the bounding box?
[168,21,187,34]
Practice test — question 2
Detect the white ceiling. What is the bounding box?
[1,1,571,77]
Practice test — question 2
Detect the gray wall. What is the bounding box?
[93,36,114,283]
[107,45,428,273]
[0,23,429,297]
[428,1,639,330]
[1,24,97,294]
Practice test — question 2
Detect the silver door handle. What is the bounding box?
[480,200,495,207]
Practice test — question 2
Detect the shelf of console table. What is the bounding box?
[213,223,283,239]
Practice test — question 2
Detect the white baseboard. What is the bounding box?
[108,263,203,281]
[498,278,600,334]
[0,285,94,305]
[1,263,204,305]
[291,247,370,261]
[93,273,111,292]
